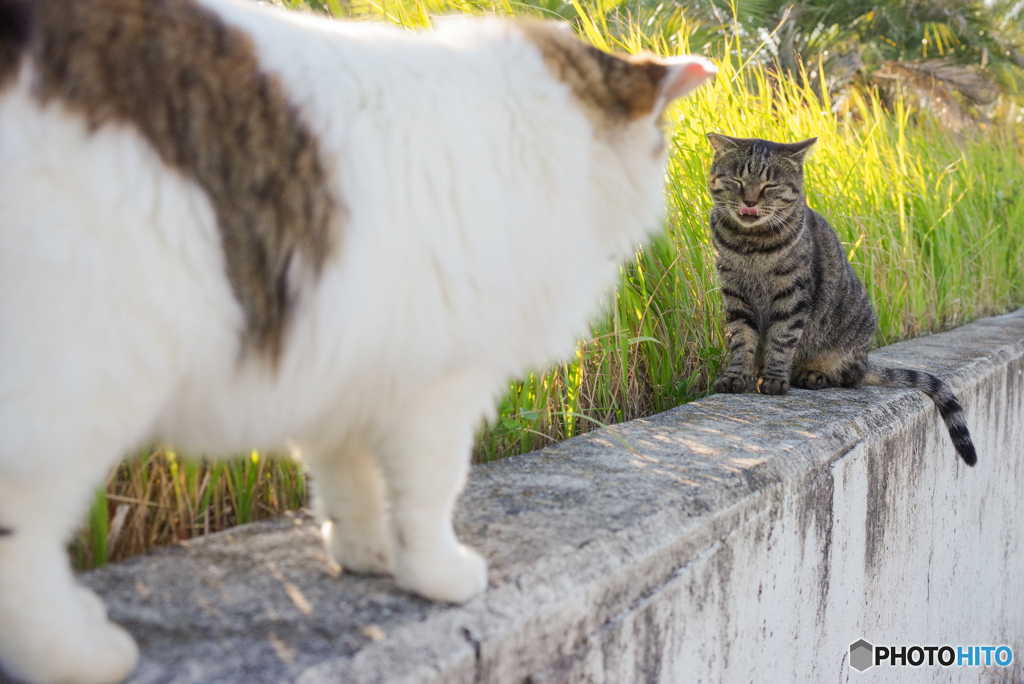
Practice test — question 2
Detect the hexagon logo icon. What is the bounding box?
[850,639,874,672]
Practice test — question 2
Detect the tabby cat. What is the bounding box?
[0,1,716,682]
[705,132,976,467]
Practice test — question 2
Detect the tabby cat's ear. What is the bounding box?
[780,137,818,161]
[706,132,741,153]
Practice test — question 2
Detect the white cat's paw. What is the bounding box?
[1,588,139,684]
[323,520,394,575]
[395,544,487,603]
[75,621,139,684]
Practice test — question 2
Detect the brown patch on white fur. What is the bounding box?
[0,0,336,360]
[0,0,28,88]
[520,22,668,126]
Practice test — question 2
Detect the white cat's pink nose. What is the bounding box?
[739,206,760,216]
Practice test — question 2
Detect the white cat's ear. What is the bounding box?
[656,56,717,108]
[521,23,716,124]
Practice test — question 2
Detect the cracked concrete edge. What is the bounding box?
[289,308,1024,683]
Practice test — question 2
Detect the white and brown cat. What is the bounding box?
[0,0,715,681]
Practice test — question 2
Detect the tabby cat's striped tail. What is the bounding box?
[863,368,976,466]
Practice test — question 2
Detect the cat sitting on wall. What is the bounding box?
[705,133,976,466]
[0,0,716,682]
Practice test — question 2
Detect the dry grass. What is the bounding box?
[73,449,307,569]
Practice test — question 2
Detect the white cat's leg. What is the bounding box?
[308,442,393,575]
[375,371,492,604]
[0,403,146,684]
[0,354,163,683]
[0,275,173,683]
[0,479,138,684]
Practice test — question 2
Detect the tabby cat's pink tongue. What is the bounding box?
[739,206,759,216]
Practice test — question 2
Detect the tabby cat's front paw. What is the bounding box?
[757,376,789,395]
[714,373,752,394]
[394,544,487,604]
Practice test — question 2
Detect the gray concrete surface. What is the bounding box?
[70,309,1024,682]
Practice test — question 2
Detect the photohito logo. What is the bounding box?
[849,640,1013,672]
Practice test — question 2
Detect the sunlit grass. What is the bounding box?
[475,10,1024,461]
[73,0,1024,569]
[663,58,1024,345]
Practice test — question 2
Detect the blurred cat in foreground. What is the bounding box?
[0,0,716,681]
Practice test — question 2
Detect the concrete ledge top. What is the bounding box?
[77,309,1024,684]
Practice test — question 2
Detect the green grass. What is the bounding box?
[73,0,1024,569]
[474,24,1024,461]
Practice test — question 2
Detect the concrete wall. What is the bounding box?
[71,309,1024,684]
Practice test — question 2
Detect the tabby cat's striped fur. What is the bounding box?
[706,133,976,466]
